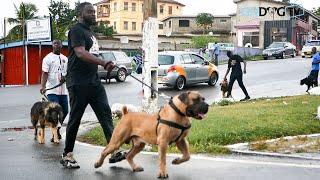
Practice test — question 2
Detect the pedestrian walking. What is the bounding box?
[60,2,126,169]
[223,51,250,101]
[40,39,68,142]
[310,47,320,86]
[213,42,220,66]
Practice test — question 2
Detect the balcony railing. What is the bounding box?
[97,12,110,18]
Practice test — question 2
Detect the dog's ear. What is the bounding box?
[178,92,189,104]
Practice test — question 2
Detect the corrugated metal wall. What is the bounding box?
[264,20,293,49]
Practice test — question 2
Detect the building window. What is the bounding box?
[113,21,117,30]
[160,5,164,14]
[159,24,164,29]
[124,21,128,30]
[220,19,227,23]
[132,22,136,31]
[141,23,144,31]
[271,27,287,42]
[168,6,172,15]
[124,2,128,11]
[169,20,171,28]
[312,20,318,31]
[243,32,259,47]
[114,2,117,12]
[142,4,144,11]
[179,20,189,27]
[132,3,136,11]
[177,6,179,9]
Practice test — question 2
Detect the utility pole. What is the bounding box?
[142,0,158,113]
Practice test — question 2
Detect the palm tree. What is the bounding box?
[6,2,38,42]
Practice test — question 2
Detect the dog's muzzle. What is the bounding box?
[186,102,209,120]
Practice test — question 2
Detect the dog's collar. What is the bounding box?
[169,98,186,117]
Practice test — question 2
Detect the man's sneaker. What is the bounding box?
[109,150,127,163]
[60,152,80,169]
[240,96,250,101]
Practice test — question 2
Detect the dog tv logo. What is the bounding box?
[259,6,304,17]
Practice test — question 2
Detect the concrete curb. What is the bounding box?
[226,133,320,161]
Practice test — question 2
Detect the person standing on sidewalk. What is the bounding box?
[223,51,250,101]
[60,2,126,169]
[40,39,68,142]
[213,42,220,66]
[310,47,320,86]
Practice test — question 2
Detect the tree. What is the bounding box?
[92,22,115,37]
[313,7,320,17]
[196,13,214,34]
[6,2,38,42]
[49,0,78,40]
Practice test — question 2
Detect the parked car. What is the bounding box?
[301,40,320,58]
[96,51,132,82]
[262,42,296,60]
[158,51,219,90]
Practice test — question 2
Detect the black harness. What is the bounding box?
[156,99,191,144]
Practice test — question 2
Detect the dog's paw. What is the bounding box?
[54,140,60,144]
[94,161,102,168]
[172,158,182,165]
[133,166,144,172]
[157,171,169,179]
[38,139,45,144]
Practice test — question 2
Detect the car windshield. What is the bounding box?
[306,41,320,46]
[268,42,285,48]
[158,55,174,65]
[113,51,127,60]
[101,52,115,61]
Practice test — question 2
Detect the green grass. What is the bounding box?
[78,95,320,155]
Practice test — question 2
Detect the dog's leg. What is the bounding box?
[94,138,124,168]
[38,128,45,144]
[51,127,59,144]
[172,138,190,165]
[126,137,145,172]
[157,139,169,178]
[34,127,38,140]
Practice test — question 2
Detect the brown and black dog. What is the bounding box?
[94,91,209,178]
[220,78,228,98]
[30,101,64,144]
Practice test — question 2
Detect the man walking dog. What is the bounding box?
[60,2,126,169]
[40,39,68,142]
[223,51,250,101]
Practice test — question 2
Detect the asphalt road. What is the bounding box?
[0,57,319,180]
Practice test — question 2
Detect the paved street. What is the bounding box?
[1,57,319,180]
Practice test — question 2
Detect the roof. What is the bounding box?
[0,41,68,50]
[233,0,288,5]
[94,0,185,6]
[161,15,231,22]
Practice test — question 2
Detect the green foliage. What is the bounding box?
[6,2,38,42]
[282,0,290,3]
[313,7,320,17]
[49,0,78,40]
[92,22,115,37]
[196,13,214,34]
[191,35,218,48]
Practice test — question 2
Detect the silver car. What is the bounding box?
[96,51,133,82]
[158,51,219,90]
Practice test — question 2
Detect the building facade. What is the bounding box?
[233,0,320,50]
[95,0,185,35]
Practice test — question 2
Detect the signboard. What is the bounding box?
[120,36,129,44]
[26,18,51,42]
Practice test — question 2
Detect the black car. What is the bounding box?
[262,42,297,60]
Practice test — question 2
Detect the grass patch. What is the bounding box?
[78,95,320,155]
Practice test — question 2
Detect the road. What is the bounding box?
[0,57,319,180]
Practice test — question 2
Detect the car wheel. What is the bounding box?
[302,55,305,58]
[208,72,218,86]
[174,76,185,91]
[291,50,296,57]
[115,68,127,82]
[263,57,268,60]
[281,52,285,59]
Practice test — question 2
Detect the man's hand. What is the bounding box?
[243,69,247,74]
[40,87,46,94]
[104,61,115,72]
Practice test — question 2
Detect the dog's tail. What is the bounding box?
[122,106,128,115]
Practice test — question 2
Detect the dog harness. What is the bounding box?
[156,99,191,144]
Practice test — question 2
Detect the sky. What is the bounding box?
[0,0,319,37]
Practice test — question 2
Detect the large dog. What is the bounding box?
[220,78,228,98]
[94,91,209,178]
[30,101,64,144]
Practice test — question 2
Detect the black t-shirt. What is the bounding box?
[66,23,100,88]
[228,54,243,75]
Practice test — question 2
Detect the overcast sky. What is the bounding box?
[0,0,319,37]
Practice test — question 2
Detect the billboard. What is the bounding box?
[26,18,51,42]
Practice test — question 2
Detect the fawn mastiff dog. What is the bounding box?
[94,91,209,178]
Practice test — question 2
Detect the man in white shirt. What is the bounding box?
[40,39,68,142]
